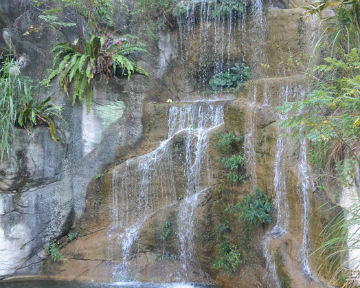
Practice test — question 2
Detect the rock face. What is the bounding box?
[0,1,338,287]
[0,1,162,278]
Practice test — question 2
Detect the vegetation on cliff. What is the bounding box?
[280,0,360,285]
[0,0,149,160]
[44,34,148,111]
[0,55,62,160]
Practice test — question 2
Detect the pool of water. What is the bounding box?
[0,281,217,288]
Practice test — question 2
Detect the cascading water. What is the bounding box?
[271,84,292,237]
[248,0,269,78]
[298,136,313,278]
[262,84,292,288]
[176,0,248,90]
[110,100,225,281]
[244,84,258,189]
[111,1,320,286]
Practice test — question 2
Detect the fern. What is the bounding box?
[45,34,148,111]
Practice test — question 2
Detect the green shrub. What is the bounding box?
[212,242,242,275]
[44,34,148,111]
[226,172,246,184]
[219,153,246,184]
[231,188,272,227]
[209,63,250,91]
[214,132,243,153]
[48,242,63,262]
[161,221,171,241]
[219,153,245,171]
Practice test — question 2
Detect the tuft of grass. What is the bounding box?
[312,201,360,286]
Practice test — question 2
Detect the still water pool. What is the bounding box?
[0,281,217,288]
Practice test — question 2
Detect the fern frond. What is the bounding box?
[86,58,95,83]
[52,49,67,68]
[69,54,86,83]
[60,54,79,86]
[44,54,71,86]
[78,75,87,104]
[134,64,149,77]
[118,45,147,55]
[50,42,68,53]
[113,54,135,79]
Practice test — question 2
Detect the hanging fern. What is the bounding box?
[44,34,148,111]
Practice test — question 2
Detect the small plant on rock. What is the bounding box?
[209,63,250,91]
[48,242,63,262]
[16,97,63,142]
[219,153,246,184]
[161,221,171,241]
[67,232,79,242]
[212,241,242,276]
[231,188,272,227]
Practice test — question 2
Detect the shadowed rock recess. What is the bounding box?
[0,0,345,287]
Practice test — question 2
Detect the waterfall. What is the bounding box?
[262,84,291,288]
[110,100,225,281]
[249,0,269,78]
[298,137,313,278]
[176,0,245,90]
[271,84,291,236]
[263,238,281,288]
[244,84,258,189]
